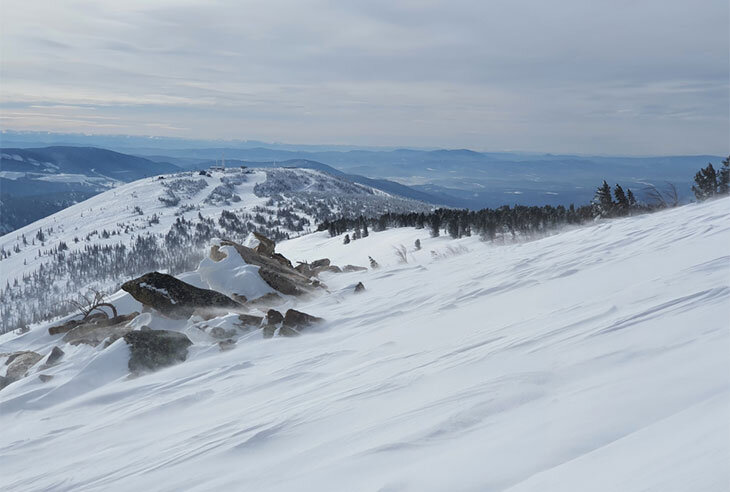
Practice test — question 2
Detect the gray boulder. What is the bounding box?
[310,258,331,269]
[123,329,193,374]
[343,264,368,273]
[40,346,65,369]
[5,351,43,383]
[122,272,240,319]
[283,309,324,331]
[210,326,237,339]
[263,309,284,339]
[354,282,366,293]
[62,313,139,347]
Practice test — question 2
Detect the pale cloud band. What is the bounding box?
[1,0,728,154]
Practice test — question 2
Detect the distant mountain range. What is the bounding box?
[0,147,179,233]
[1,134,724,233]
[146,147,721,209]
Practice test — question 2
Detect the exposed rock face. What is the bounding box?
[310,258,331,269]
[122,272,240,319]
[62,313,139,347]
[283,309,324,331]
[43,346,65,367]
[209,244,227,262]
[5,351,43,383]
[271,253,294,269]
[252,231,276,257]
[48,312,106,336]
[123,329,193,374]
[258,269,301,296]
[220,240,316,297]
[354,282,366,293]
[343,264,368,273]
[294,263,313,276]
[266,309,284,325]
[38,374,54,383]
[264,309,284,339]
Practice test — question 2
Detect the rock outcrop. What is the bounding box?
[3,351,43,387]
[220,240,317,297]
[354,282,366,293]
[295,260,367,278]
[122,272,240,319]
[283,309,324,331]
[62,313,139,347]
[263,309,283,338]
[123,328,193,374]
[48,312,107,335]
[42,346,65,368]
[310,258,331,269]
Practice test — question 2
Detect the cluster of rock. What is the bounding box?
[0,346,65,389]
[2,233,366,390]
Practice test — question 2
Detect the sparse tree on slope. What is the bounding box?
[718,156,730,195]
[613,184,630,216]
[626,188,637,209]
[692,163,718,200]
[593,180,614,217]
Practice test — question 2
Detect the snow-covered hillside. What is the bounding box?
[1,197,728,491]
[0,167,432,333]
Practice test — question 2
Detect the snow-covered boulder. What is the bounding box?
[219,239,318,296]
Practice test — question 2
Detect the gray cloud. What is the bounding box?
[1,0,727,154]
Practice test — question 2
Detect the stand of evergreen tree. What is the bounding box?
[320,180,650,241]
[693,156,730,200]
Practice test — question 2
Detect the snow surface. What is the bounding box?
[1,197,729,491]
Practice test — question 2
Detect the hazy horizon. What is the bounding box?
[1,128,728,158]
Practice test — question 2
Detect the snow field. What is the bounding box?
[0,197,728,491]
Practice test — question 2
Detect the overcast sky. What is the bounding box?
[1,0,728,154]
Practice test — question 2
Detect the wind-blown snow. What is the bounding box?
[197,244,275,300]
[1,198,728,491]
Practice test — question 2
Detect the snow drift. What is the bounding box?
[1,197,728,491]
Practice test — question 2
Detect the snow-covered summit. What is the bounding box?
[1,196,728,491]
[0,167,432,333]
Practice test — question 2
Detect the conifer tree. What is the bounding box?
[613,184,629,216]
[429,215,441,237]
[718,156,730,195]
[594,180,614,217]
[692,163,718,200]
[626,188,637,208]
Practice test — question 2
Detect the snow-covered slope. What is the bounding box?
[0,167,432,333]
[1,197,728,491]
